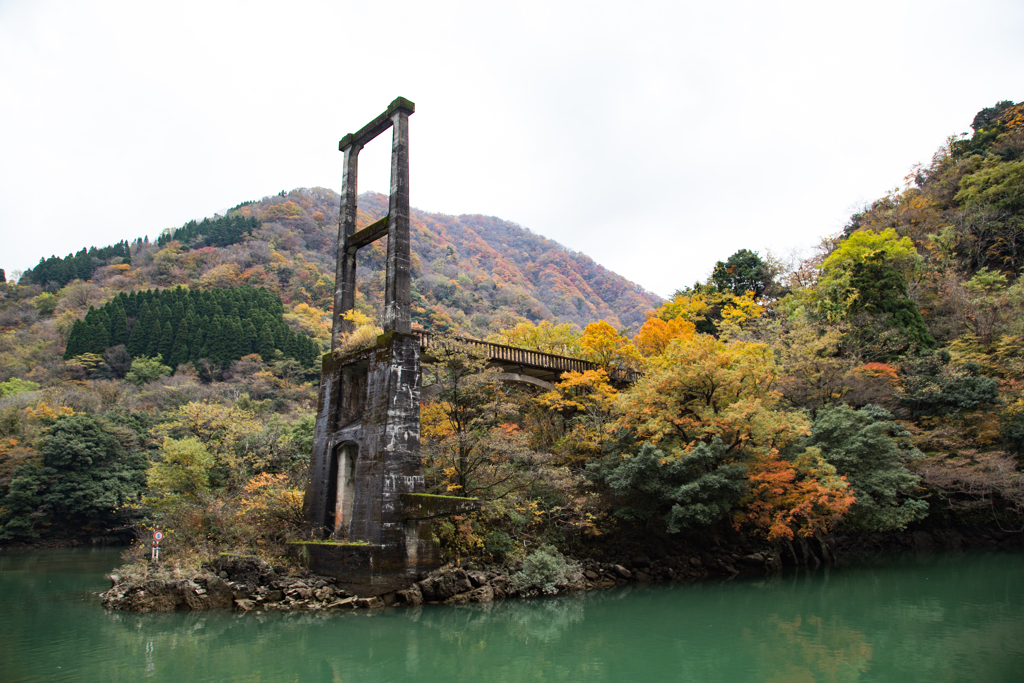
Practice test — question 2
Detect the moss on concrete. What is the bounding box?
[405,493,478,501]
[400,492,480,520]
[289,540,373,547]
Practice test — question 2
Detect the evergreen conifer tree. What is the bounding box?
[242,320,257,356]
[206,316,228,366]
[109,304,130,347]
[95,308,110,335]
[127,302,151,357]
[158,321,174,361]
[144,317,162,357]
[74,249,93,280]
[87,318,110,354]
[258,323,276,361]
[169,318,190,369]
[64,319,87,359]
[171,301,185,329]
[125,291,138,318]
[189,325,204,363]
[227,318,244,360]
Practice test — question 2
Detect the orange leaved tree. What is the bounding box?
[735,446,854,541]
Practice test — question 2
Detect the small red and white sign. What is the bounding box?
[151,529,163,561]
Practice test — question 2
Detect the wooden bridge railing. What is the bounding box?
[413,330,642,385]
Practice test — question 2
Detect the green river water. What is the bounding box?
[2,548,1023,682]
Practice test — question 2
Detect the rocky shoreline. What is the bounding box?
[98,525,1024,614]
[100,548,780,613]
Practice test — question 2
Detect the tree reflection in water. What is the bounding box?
[3,549,1024,682]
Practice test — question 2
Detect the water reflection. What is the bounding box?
[746,615,872,683]
[2,549,1024,682]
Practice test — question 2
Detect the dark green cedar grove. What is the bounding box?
[63,286,321,369]
[25,240,132,288]
[24,215,257,289]
[156,214,258,248]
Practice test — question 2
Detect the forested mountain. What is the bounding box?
[20,190,660,341]
[2,100,1023,566]
[230,190,660,334]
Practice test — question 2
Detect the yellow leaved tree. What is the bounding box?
[632,316,696,358]
[486,320,583,357]
[579,321,641,371]
[652,288,763,340]
[616,334,803,456]
[536,369,619,465]
[604,333,854,541]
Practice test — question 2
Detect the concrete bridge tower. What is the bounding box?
[301,98,476,596]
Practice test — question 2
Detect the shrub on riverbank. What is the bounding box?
[510,545,583,596]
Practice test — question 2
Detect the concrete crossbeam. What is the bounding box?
[347,215,389,252]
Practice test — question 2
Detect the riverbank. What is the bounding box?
[100,545,782,613]
[98,522,1024,613]
[831,525,1024,556]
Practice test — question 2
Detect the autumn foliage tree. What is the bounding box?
[632,316,696,358]
[597,333,857,537]
[537,369,619,465]
[615,335,804,455]
[654,286,763,338]
[487,320,583,357]
[421,338,532,497]
[734,446,854,541]
[578,320,640,371]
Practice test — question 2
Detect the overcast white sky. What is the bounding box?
[2,0,1022,297]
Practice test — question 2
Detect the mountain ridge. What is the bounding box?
[211,188,662,336]
[15,188,662,355]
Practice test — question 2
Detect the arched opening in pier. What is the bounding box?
[324,442,359,537]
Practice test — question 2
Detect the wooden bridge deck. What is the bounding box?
[413,330,641,386]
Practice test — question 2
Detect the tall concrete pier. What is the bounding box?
[301,98,476,596]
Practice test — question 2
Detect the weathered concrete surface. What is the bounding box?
[331,140,360,348]
[347,333,424,546]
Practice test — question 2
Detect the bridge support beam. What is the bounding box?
[331,142,360,349]
[383,106,412,334]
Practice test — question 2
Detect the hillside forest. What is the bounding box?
[1,101,1022,572]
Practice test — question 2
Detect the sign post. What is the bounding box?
[151,529,163,562]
